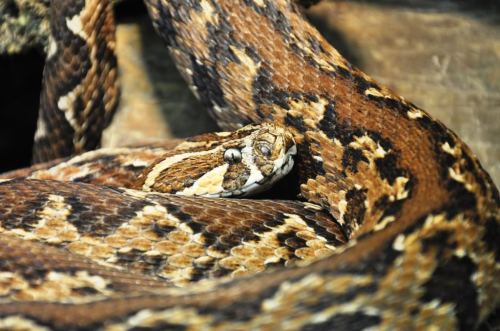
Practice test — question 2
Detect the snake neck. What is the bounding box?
[145,0,499,238]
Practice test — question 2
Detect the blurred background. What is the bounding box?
[0,0,498,187]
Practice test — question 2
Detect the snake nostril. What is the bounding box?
[224,148,242,164]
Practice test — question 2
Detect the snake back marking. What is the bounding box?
[0,0,498,330]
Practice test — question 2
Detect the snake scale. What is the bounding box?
[0,0,498,330]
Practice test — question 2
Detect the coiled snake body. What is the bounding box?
[0,0,498,330]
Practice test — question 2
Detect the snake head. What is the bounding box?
[134,123,296,197]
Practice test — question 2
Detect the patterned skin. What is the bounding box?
[0,0,498,330]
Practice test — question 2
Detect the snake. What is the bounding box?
[0,0,498,330]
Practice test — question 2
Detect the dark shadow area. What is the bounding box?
[255,166,303,201]
[0,50,44,173]
[478,306,500,331]
[114,0,148,19]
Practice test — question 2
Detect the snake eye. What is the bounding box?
[224,148,242,163]
[259,144,272,157]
